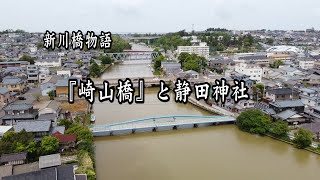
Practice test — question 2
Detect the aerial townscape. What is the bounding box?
[0,27,320,180]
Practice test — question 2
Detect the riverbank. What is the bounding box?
[188,97,236,117]
[98,64,112,78]
[266,134,320,155]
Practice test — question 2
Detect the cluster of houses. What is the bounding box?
[0,153,86,180]
[162,43,320,139]
[0,32,97,179]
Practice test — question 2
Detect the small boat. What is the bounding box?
[90,115,96,123]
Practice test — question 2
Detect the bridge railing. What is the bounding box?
[90,115,234,132]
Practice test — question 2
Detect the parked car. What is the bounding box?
[18,96,26,100]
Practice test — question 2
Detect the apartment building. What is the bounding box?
[235,63,263,82]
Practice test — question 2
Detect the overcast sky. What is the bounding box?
[1,0,320,33]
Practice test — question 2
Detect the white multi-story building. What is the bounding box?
[235,63,263,82]
[177,42,209,58]
[57,69,71,77]
[26,65,39,83]
[39,67,50,83]
[299,59,315,70]
[35,58,61,67]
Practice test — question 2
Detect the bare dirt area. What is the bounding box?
[60,100,88,113]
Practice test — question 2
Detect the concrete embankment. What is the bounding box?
[188,97,236,117]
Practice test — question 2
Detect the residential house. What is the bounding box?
[235,63,263,82]
[39,154,61,169]
[299,58,315,70]
[0,61,29,68]
[14,120,52,139]
[0,76,27,94]
[299,88,320,107]
[309,106,320,118]
[0,152,27,166]
[279,66,303,76]
[0,87,11,106]
[3,164,75,180]
[269,100,305,114]
[265,88,300,102]
[26,65,39,84]
[40,82,55,96]
[161,62,182,75]
[274,109,306,123]
[57,68,72,77]
[176,70,199,79]
[55,77,79,98]
[38,100,61,122]
[208,59,233,72]
[52,132,77,150]
[1,103,38,125]
[40,75,64,96]
[38,67,50,83]
[234,100,255,113]
[300,122,320,139]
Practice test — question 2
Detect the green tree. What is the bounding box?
[89,62,101,78]
[153,55,165,71]
[75,60,83,66]
[66,124,93,142]
[98,56,113,65]
[270,60,284,68]
[252,84,264,101]
[236,109,272,135]
[48,90,55,100]
[26,141,40,161]
[269,121,289,138]
[19,55,36,64]
[151,33,191,50]
[178,53,206,73]
[58,119,73,130]
[266,38,274,45]
[41,136,59,155]
[293,129,313,149]
[104,35,131,53]
[0,130,34,154]
[178,52,190,65]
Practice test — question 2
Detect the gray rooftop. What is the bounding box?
[3,103,33,111]
[2,78,23,85]
[0,152,27,164]
[36,59,59,63]
[2,113,38,121]
[0,87,9,94]
[50,126,65,135]
[267,88,300,95]
[15,120,51,133]
[55,79,68,87]
[300,122,320,133]
[270,100,304,108]
[3,165,74,180]
[276,110,297,120]
[56,77,79,87]
[39,154,61,169]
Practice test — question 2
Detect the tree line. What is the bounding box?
[237,109,314,149]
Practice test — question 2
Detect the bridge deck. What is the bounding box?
[91,115,236,137]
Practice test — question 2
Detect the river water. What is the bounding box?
[94,60,320,180]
